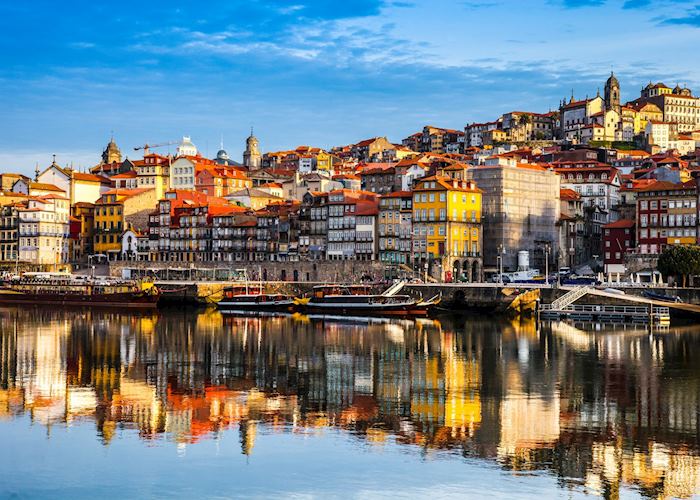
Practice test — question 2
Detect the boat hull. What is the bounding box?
[217,300,295,313]
[0,291,160,309]
[300,302,430,317]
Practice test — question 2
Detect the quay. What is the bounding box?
[148,276,700,324]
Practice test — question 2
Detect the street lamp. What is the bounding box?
[543,244,551,286]
[497,243,504,285]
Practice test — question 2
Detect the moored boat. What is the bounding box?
[295,283,440,317]
[0,274,160,309]
[217,291,296,313]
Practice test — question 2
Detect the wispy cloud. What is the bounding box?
[661,5,700,26]
[556,0,606,8]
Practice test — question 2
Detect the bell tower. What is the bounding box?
[604,71,620,113]
[243,128,261,169]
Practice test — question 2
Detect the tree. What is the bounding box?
[657,245,700,287]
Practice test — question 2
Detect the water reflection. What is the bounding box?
[1,308,699,498]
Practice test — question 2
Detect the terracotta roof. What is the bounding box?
[73,172,107,183]
[112,171,138,179]
[380,191,412,199]
[29,182,64,192]
[355,200,379,216]
[103,187,152,196]
[38,193,69,201]
[416,175,482,193]
[636,180,696,192]
[560,188,580,201]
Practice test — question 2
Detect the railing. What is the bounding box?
[549,286,592,310]
[540,303,670,319]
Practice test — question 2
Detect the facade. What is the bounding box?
[501,112,556,142]
[555,165,621,261]
[378,191,412,269]
[17,196,70,266]
[406,126,465,154]
[360,165,396,194]
[560,95,605,142]
[37,162,108,205]
[559,188,585,270]
[412,176,482,281]
[299,191,328,261]
[93,188,157,260]
[211,208,257,262]
[196,166,251,198]
[641,84,700,132]
[71,202,95,261]
[603,219,635,274]
[351,137,395,162]
[636,180,698,255]
[465,159,559,273]
[0,204,20,262]
[134,154,171,200]
[326,190,379,260]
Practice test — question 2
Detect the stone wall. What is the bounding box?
[111,260,386,283]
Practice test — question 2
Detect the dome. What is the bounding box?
[216,149,229,160]
[176,136,198,157]
[672,84,682,94]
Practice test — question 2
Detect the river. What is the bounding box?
[0,307,699,498]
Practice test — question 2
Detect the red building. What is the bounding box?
[602,219,635,273]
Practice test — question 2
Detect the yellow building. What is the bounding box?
[412,175,483,281]
[93,188,157,259]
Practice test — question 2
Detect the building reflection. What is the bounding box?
[0,308,699,497]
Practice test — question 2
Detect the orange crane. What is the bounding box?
[133,141,177,155]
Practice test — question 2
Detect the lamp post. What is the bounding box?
[496,243,505,285]
[543,243,551,286]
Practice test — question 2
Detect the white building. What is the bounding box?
[645,121,670,151]
[18,195,70,265]
[176,136,198,157]
[37,162,108,204]
[170,157,197,190]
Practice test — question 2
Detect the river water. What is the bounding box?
[0,307,699,499]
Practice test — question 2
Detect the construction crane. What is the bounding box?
[133,141,177,155]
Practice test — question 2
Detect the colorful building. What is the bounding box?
[412,175,482,281]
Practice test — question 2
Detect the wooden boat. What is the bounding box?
[216,283,295,313]
[295,282,440,317]
[0,274,160,309]
[217,292,296,313]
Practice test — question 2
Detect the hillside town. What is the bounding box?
[1,73,700,282]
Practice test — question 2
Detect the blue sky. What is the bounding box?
[1,0,699,174]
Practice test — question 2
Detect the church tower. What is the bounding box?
[243,129,261,169]
[101,136,122,164]
[604,71,620,113]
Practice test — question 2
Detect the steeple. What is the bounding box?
[243,127,261,169]
[34,162,40,182]
[101,136,122,164]
[604,71,620,113]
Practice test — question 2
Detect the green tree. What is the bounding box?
[657,245,700,287]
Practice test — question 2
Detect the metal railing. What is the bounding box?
[549,286,592,310]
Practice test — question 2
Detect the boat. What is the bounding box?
[0,273,160,309]
[294,282,440,317]
[217,291,296,313]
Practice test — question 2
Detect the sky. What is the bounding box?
[1,0,699,175]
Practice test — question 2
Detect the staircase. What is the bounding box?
[549,286,592,310]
